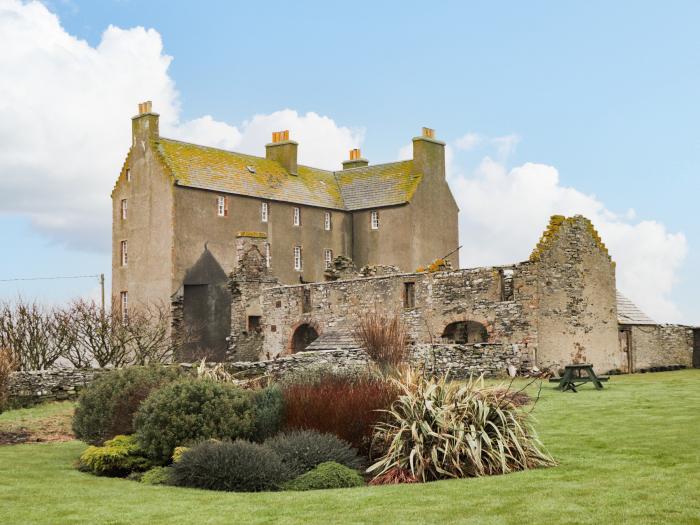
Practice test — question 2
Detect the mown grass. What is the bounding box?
[0,371,698,524]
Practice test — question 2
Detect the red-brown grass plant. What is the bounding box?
[352,313,409,373]
[368,466,418,486]
[281,370,399,456]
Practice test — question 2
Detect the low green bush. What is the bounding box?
[79,434,152,477]
[283,461,364,491]
[171,440,287,492]
[72,366,180,445]
[250,385,283,442]
[265,430,364,478]
[140,466,173,485]
[134,379,256,462]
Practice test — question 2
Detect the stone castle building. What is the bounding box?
[113,102,698,373]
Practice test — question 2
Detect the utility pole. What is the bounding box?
[99,273,105,312]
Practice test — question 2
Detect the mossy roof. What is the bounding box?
[154,137,420,211]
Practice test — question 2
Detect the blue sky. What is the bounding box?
[1,0,698,323]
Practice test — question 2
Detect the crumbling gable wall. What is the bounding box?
[529,215,621,372]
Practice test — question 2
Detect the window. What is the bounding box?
[248,316,262,333]
[302,287,312,313]
[294,246,302,271]
[217,196,227,217]
[370,210,380,230]
[261,202,268,222]
[265,242,271,268]
[121,199,127,220]
[126,169,131,182]
[324,211,331,231]
[324,249,333,269]
[120,291,128,319]
[293,206,300,226]
[120,240,128,266]
[404,282,415,308]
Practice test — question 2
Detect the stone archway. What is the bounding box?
[291,323,319,353]
[442,320,488,344]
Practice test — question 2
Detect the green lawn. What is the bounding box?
[1,371,699,524]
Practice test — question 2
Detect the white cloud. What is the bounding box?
[454,132,520,159]
[447,156,687,323]
[0,0,362,252]
[454,132,482,151]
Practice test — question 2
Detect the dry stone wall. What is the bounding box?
[629,324,694,370]
[7,368,110,407]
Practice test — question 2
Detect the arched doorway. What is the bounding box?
[442,321,488,344]
[291,324,319,353]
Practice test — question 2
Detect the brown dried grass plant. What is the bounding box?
[352,313,409,373]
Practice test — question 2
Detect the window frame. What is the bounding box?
[403,281,416,309]
[265,242,271,268]
[120,291,128,319]
[370,210,380,230]
[126,168,131,182]
[293,206,301,227]
[120,240,128,266]
[121,199,127,220]
[293,245,302,271]
[324,211,332,231]
[217,196,228,217]
[261,201,269,223]
[324,248,333,269]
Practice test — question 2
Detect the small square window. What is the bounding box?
[371,210,379,230]
[293,207,300,226]
[261,202,269,223]
[248,316,262,333]
[324,212,331,231]
[217,196,227,217]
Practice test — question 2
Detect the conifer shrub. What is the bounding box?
[249,385,284,442]
[171,440,286,492]
[134,379,256,462]
[79,434,153,477]
[140,466,173,485]
[283,461,364,491]
[72,365,180,445]
[281,370,398,454]
[265,430,364,478]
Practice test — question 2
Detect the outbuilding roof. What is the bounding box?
[154,137,421,211]
[617,292,656,325]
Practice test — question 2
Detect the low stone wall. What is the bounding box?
[629,324,694,371]
[220,342,524,379]
[7,368,111,407]
[7,343,524,406]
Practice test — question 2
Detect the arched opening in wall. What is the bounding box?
[291,324,319,353]
[442,321,488,344]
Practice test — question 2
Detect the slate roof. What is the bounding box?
[617,292,656,325]
[154,137,420,211]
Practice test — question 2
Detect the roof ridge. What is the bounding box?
[158,136,270,163]
[332,159,413,174]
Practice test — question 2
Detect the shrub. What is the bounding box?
[281,371,398,454]
[352,313,409,372]
[250,385,284,442]
[79,435,152,477]
[172,446,189,464]
[134,379,256,462]
[265,430,364,478]
[0,347,16,413]
[72,366,180,445]
[283,462,364,491]
[171,440,286,492]
[368,370,556,482]
[140,466,173,485]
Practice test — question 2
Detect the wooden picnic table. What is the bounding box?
[549,364,609,392]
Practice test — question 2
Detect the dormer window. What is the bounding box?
[217,196,228,217]
[121,199,127,220]
[261,202,269,223]
[370,210,380,230]
[293,207,300,226]
[324,211,331,231]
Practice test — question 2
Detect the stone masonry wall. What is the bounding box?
[7,368,111,407]
[629,324,694,370]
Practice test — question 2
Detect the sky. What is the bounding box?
[0,0,698,324]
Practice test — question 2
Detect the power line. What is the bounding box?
[0,274,101,282]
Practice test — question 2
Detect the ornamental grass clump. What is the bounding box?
[368,370,555,483]
[352,313,409,373]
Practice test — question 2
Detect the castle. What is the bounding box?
[113,102,697,374]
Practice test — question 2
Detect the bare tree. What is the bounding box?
[0,346,17,412]
[71,299,132,368]
[123,301,172,365]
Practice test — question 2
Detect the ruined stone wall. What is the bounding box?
[629,324,694,370]
[261,264,539,360]
[530,216,621,372]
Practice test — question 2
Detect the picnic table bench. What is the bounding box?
[549,364,609,392]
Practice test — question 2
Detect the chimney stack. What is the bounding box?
[341,148,369,170]
[412,126,445,179]
[265,130,298,175]
[131,100,159,144]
